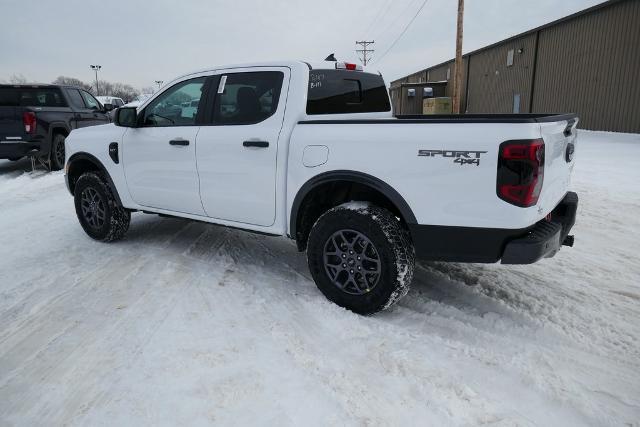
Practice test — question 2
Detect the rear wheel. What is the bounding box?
[307,203,415,315]
[49,133,66,171]
[74,172,130,242]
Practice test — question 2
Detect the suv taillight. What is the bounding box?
[23,111,36,135]
[497,139,545,207]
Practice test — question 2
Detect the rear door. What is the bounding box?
[195,68,289,226]
[538,116,579,209]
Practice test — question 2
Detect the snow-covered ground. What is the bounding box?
[0,131,638,426]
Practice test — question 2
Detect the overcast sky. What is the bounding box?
[0,0,605,90]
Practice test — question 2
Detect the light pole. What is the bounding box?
[155,80,163,92]
[90,65,102,95]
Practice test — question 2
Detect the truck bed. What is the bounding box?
[290,112,578,232]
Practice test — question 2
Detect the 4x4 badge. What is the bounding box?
[418,149,487,166]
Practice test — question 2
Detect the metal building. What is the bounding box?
[389,0,640,133]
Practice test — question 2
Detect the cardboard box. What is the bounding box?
[423,97,452,114]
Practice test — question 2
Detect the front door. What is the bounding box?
[76,90,110,127]
[122,76,208,215]
[196,68,289,226]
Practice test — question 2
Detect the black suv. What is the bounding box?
[0,84,111,170]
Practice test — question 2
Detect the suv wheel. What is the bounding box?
[307,203,415,315]
[50,133,66,171]
[74,172,130,242]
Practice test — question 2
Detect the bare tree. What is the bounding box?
[9,73,29,84]
[50,76,141,102]
[111,83,140,103]
[52,76,93,91]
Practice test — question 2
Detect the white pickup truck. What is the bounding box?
[65,60,579,314]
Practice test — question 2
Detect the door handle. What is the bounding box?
[243,140,269,148]
[169,139,190,146]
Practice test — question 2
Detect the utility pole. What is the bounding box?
[356,41,375,66]
[155,80,163,91]
[452,0,464,114]
[90,65,101,95]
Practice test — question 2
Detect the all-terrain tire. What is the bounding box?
[74,172,130,242]
[307,203,415,315]
[49,133,66,171]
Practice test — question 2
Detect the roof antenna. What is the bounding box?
[325,53,337,62]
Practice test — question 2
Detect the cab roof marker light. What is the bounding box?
[335,62,363,71]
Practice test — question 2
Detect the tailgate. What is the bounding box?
[0,106,26,141]
[537,116,578,214]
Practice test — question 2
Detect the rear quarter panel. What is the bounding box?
[288,121,558,230]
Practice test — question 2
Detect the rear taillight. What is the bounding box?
[23,111,36,135]
[497,139,545,207]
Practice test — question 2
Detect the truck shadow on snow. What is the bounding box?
[0,158,32,177]
[118,213,536,327]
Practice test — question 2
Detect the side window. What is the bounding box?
[67,89,86,109]
[22,89,66,107]
[142,77,206,126]
[114,99,124,107]
[213,71,284,125]
[81,91,101,110]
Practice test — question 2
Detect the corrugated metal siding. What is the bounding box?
[532,0,640,132]
[406,70,427,83]
[466,33,537,113]
[390,0,640,132]
[400,86,423,114]
[426,62,452,84]
[393,82,450,114]
[389,87,401,114]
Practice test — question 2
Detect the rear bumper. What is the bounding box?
[0,140,42,159]
[501,191,578,264]
[408,191,578,264]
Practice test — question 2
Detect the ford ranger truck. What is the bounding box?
[64,61,578,315]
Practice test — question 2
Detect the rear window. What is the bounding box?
[306,70,390,115]
[0,87,67,107]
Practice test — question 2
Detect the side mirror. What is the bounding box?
[114,107,138,127]
[104,103,115,111]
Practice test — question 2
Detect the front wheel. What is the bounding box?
[74,172,130,242]
[307,203,415,315]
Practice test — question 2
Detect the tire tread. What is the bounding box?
[307,203,415,314]
[75,172,130,242]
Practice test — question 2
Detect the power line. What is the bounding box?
[356,40,375,65]
[374,0,430,65]
[362,0,395,38]
[370,0,422,43]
